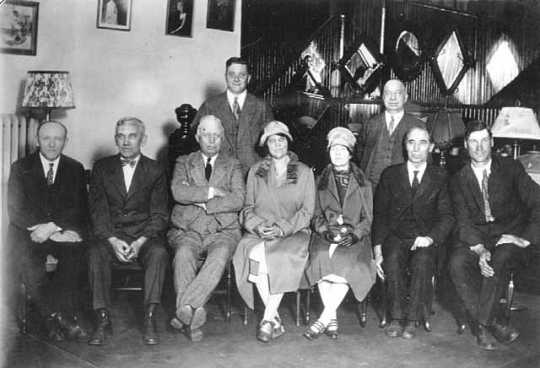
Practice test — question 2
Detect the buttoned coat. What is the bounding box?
[305,163,376,301]
[168,151,245,244]
[450,156,540,249]
[192,92,274,174]
[89,154,169,241]
[372,163,455,247]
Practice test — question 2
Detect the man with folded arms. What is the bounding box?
[169,115,245,341]
[449,121,540,350]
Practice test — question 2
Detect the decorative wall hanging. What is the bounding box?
[166,0,194,37]
[97,0,132,31]
[206,0,235,32]
[338,38,383,95]
[0,0,39,56]
[392,30,423,82]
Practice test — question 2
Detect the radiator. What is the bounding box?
[1,114,38,243]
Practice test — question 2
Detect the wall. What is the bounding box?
[0,0,242,168]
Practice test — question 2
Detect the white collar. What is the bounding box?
[226,90,247,109]
[385,110,404,124]
[39,153,60,177]
[407,161,427,184]
[201,152,218,166]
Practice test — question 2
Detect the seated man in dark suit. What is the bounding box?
[449,121,540,350]
[87,117,169,346]
[373,126,455,339]
[168,115,245,341]
[8,121,88,341]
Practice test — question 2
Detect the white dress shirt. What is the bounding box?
[385,110,404,135]
[470,159,492,189]
[407,161,427,186]
[226,90,247,111]
[39,153,60,183]
[122,155,140,192]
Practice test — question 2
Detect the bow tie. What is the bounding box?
[120,157,137,168]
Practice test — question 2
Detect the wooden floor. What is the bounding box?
[2,291,540,368]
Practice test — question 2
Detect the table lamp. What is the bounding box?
[22,71,75,121]
[491,107,540,159]
[429,108,465,167]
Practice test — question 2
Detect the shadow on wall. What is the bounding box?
[156,118,179,168]
[204,83,224,100]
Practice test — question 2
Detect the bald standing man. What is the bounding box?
[168,115,245,341]
[355,79,426,187]
[8,121,88,342]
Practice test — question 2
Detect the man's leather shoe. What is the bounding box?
[490,321,519,344]
[143,304,160,345]
[88,309,112,346]
[385,320,403,338]
[190,307,207,330]
[402,323,416,339]
[177,305,193,326]
[257,320,274,343]
[56,314,89,342]
[477,324,497,350]
[45,313,64,342]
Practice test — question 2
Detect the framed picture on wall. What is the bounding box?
[206,0,235,32]
[165,0,193,37]
[97,0,132,31]
[0,0,39,56]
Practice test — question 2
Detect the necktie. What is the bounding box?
[205,157,212,181]
[388,115,395,134]
[120,157,136,167]
[232,97,240,120]
[481,169,494,222]
[46,163,54,186]
[411,170,420,194]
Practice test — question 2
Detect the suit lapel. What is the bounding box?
[414,165,432,199]
[30,153,48,188]
[237,94,255,144]
[210,154,228,186]
[189,152,207,186]
[218,93,236,150]
[463,165,484,213]
[110,155,128,198]
[126,156,146,199]
[399,164,413,203]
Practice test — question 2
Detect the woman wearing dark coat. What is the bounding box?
[233,121,315,343]
[304,127,376,339]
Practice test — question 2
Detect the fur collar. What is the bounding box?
[317,162,368,190]
[255,152,300,184]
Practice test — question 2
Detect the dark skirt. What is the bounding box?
[305,232,376,301]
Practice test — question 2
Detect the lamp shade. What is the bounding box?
[429,108,465,149]
[491,107,540,140]
[22,71,75,108]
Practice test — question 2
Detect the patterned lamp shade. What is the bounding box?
[22,71,75,108]
[492,107,540,140]
[430,108,465,150]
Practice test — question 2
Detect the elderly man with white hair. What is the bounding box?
[168,115,245,342]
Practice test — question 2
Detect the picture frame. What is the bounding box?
[165,0,194,38]
[0,0,39,56]
[206,0,235,32]
[97,0,132,31]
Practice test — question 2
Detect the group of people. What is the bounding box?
[7,57,539,353]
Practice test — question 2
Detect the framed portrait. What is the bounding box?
[97,0,132,31]
[0,0,39,56]
[166,0,193,38]
[206,0,235,32]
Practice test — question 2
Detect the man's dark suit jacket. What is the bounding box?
[89,154,169,241]
[372,163,455,247]
[8,152,87,241]
[355,112,425,174]
[450,156,540,249]
[192,92,274,174]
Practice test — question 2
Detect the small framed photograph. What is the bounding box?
[97,0,132,31]
[206,0,235,32]
[0,0,39,56]
[166,0,193,38]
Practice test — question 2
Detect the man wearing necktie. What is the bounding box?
[449,121,540,350]
[88,117,169,346]
[355,79,426,188]
[168,115,245,341]
[373,126,454,339]
[7,121,88,342]
[192,57,274,175]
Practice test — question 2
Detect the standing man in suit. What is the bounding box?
[192,57,274,174]
[355,79,425,187]
[168,115,245,341]
[449,121,540,350]
[7,121,88,341]
[87,117,169,346]
[373,126,454,339]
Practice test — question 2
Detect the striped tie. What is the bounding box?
[481,169,494,222]
[46,163,54,186]
[232,98,240,120]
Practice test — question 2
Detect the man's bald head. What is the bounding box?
[37,121,68,161]
[196,115,224,157]
[383,79,408,114]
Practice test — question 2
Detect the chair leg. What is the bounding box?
[226,262,232,322]
[19,283,28,334]
[295,291,301,327]
[379,281,388,328]
[506,272,515,322]
[304,288,311,325]
[243,305,249,325]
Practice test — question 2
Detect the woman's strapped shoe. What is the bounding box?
[257,320,274,343]
[272,316,285,339]
[303,320,327,340]
[325,319,339,339]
